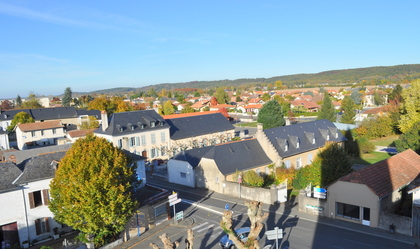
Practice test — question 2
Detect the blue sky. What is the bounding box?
[0,0,419,99]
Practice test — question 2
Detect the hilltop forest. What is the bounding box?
[83,64,420,96]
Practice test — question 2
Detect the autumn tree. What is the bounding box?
[261,93,271,101]
[62,87,72,107]
[80,116,100,130]
[220,201,267,249]
[399,79,420,133]
[257,100,285,129]
[210,96,219,106]
[49,134,138,248]
[317,93,336,122]
[340,96,356,124]
[0,100,13,110]
[7,111,34,132]
[163,101,176,115]
[181,104,195,114]
[389,84,403,104]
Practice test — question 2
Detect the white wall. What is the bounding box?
[167,160,196,188]
[0,133,10,150]
[0,188,27,244]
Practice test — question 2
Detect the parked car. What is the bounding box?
[219,227,259,249]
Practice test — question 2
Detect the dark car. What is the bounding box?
[219,227,259,249]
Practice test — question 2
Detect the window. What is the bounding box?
[141,135,146,145]
[284,141,289,151]
[52,128,56,135]
[215,176,219,183]
[117,139,122,148]
[151,148,156,158]
[284,160,291,169]
[308,153,313,163]
[130,137,136,147]
[135,137,140,146]
[296,157,302,169]
[161,132,166,143]
[151,121,155,128]
[312,138,315,144]
[29,190,49,209]
[180,172,187,178]
[161,146,167,156]
[41,130,44,136]
[35,217,50,235]
[336,202,360,220]
[296,138,300,148]
[151,134,156,144]
[31,131,36,137]
[327,135,330,140]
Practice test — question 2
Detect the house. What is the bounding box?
[209,104,235,111]
[0,151,67,248]
[164,112,235,156]
[61,128,97,144]
[194,139,273,193]
[326,149,420,229]
[255,119,347,168]
[167,146,214,187]
[190,100,210,111]
[94,110,171,160]
[15,121,66,150]
[241,104,263,115]
[289,100,321,112]
[363,89,388,107]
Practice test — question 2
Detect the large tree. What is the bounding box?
[395,122,420,154]
[21,94,43,108]
[340,96,356,124]
[257,100,285,129]
[399,79,420,133]
[317,93,336,122]
[163,100,176,115]
[16,95,22,108]
[49,134,138,247]
[215,88,229,104]
[62,87,73,107]
[7,111,34,132]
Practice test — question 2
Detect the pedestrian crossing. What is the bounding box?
[191,221,223,237]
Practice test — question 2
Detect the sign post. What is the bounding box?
[265,227,283,249]
[168,192,182,224]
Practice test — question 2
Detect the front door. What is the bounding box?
[362,207,370,226]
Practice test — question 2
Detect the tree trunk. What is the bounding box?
[185,228,194,249]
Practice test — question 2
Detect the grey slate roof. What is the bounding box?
[172,146,214,168]
[95,110,169,136]
[165,113,235,140]
[77,109,101,119]
[2,144,72,164]
[0,161,22,192]
[204,139,272,175]
[263,119,347,158]
[29,107,78,120]
[0,109,31,121]
[14,151,67,184]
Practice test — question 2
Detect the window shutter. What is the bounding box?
[45,217,50,232]
[42,189,49,205]
[28,192,35,209]
[35,219,41,235]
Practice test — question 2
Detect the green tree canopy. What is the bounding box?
[7,111,34,132]
[49,134,138,247]
[80,116,100,130]
[62,87,72,107]
[163,100,176,115]
[340,96,356,124]
[215,88,229,104]
[261,93,271,101]
[21,94,43,109]
[395,122,420,154]
[257,100,285,129]
[16,95,22,108]
[317,93,336,122]
[399,79,420,133]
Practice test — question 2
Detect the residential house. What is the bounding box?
[94,110,171,160]
[363,89,388,107]
[289,100,321,112]
[0,129,10,150]
[326,149,420,229]
[241,104,263,115]
[190,100,210,111]
[248,98,265,105]
[209,104,234,111]
[0,151,66,248]
[59,128,97,144]
[194,139,273,193]
[16,121,66,150]
[164,112,235,156]
[255,119,347,168]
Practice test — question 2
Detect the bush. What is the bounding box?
[275,166,297,188]
[243,170,264,187]
[357,136,376,154]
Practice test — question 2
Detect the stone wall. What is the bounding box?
[221,181,274,204]
[378,212,411,236]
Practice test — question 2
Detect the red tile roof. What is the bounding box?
[162,110,221,119]
[17,120,63,132]
[68,128,96,138]
[339,149,420,199]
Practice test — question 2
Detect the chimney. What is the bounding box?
[257,123,263,131]
[101,111,108,131]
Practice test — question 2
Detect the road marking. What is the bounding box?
[192,222,209,231]
[197,223,215,233]
[295,226,311,232]
[182,199,224,215]
[343,238,373,247]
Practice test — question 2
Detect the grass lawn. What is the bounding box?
[370,134,399,147]
[351,151,392,165]
[235,122,258,127]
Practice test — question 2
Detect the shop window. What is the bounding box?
[336,202,360,220]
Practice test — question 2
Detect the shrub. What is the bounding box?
[357,136,375,154]
[275,166,297,188]
[243,170,264,187]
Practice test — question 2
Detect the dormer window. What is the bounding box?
[285,141,289,151]
[312,138,315,144]
[296,138,300,149]
[150,121,155,128]
[335,132,338,138]
[327,134,330,140]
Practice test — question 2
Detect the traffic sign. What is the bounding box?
[168,193,178,201]
[265,227,283,240]
[237,175,242,184]
[176,211,183,221]
[169,198,182,206]
[225,204,229,210]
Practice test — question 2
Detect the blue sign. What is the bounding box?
[225,204,229,210]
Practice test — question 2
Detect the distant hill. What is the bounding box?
[81,64,420,96]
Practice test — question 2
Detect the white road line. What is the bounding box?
[197,224,215,233]
[295,226,311,232]
[343,238,373,247]
[192,222,209,231]
[182,199,224,215]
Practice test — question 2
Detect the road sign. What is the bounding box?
[168,193,178,201]
[175,211,183,221]
[169,198,182,206]
[265,227,283,240]
[225,204,229,210]
[313,187,327,199]
[237,174,242,184]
